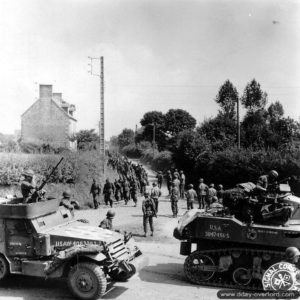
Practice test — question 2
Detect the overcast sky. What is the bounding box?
[0,0,299,138]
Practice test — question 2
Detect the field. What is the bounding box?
[0,151,117,208]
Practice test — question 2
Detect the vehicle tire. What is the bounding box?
[0,255,9,281]
[67,262,107,300]
[184,251,215,284]
[109,263,136,282]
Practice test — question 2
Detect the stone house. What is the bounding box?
[21,84,77,150]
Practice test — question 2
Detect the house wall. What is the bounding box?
[21,99,71,149]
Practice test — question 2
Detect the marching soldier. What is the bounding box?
[170,182,180,218]
[130,178,139,207]
[103,178,114,207]
[151,182,161,213]
[90,179,101,209]
[142,192,157,237]
[156,171,163,189]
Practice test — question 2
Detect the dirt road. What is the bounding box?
[0,163,220,300]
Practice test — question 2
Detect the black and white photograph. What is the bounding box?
[0,0,300,299]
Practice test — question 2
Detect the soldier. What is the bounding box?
[103,178,114,207]
[114,179,122,202]
[185,184,197,210]
[166,170,173,195]
[208,183,217,206]
[59,190,80,211]
[173,169,180,180]
[208,196,223,213]
[197,178,208,209]
[130,178,138,207]
[156,171,163,189]
[90,179,101,209]
[285,247,300,265]
[123,178,130,205]
[217,184,225,202]
[256,170,279,193]
[151,182,161,213]
[170,182,180,218]
[142,192,156,237]
[173,174,181,190]
[21,170,36,203]
[99,210,115,230]
[179,170,186,199]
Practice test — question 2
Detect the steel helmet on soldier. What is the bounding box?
[285,247,300,261]
[106,210,115,219]
[188,184,193,189]
[269,170,279,178]
[62,190,71,199]
[22,169,34,178]
[144,191,150,197]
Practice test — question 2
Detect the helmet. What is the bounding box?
[180,170,183,173]
[199,178,204,182]
[152,182,157,186]
[22,169,34,178]
[218,184,223,189]
[269,170,279,178]
[144,192,149,197]
[210,183,214,188]
[167,170,171,173]
[62,190,71,198]
[212,196,218,202]
[285,247,300,261]
[188,184,193,188]
[106,210,115,219]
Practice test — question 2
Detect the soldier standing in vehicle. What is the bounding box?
[170,182,180,218]
[185,184,197,210]
[21,170,37,203]
[197,178,208,209]
[60,190,80,211]
[208,183,217,206]
[142,192,156,237]
[103,178,114,207]
[151,182,161,213]
[99,210,115,230]
[256,170,279,193]
[90,179,101,209]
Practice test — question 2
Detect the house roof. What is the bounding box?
[21,98,77,122]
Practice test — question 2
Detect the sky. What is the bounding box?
[0,0,299,139]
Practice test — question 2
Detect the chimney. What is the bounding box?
[39,84,53,100]
[52,92,62,104]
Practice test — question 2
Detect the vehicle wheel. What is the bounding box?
[109,263,136,282]
[0,255,9,281]
[232,267,252,286]
[67,262,107,300]
[184,251,215,284]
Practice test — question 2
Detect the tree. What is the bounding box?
[75,129,99,150]
[117,128,135,149]
[241,79,267,112]
[268,101,284,121]
[215,80,239,118]
[164,109,196,136]
[139,111,167,150]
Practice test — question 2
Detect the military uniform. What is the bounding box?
[170,185,180,217]
[142,196,156,236]
[99,218,113,230]
[151,183,161,213]
[90,180,101,209]
[103,180,114,207]
[156,172,163,189]
[186,186,197,210]
[197,181,208,209]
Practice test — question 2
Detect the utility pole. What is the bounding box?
[152,122,156,156]
[237,97,240,149]
[88,56,105,180]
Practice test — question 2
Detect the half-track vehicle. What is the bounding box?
[174,181,300,290]
[0,197,143,300]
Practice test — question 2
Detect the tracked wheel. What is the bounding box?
[184,251,215,284]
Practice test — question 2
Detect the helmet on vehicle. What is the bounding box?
[269,170,279,179]
[285,247,300,261]
[22,169,34,178]
[106,210,115,219]
[62,190,71,199]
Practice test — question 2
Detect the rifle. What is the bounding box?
[31,157,64,201]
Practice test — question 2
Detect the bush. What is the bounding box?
[121,144,142,158]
